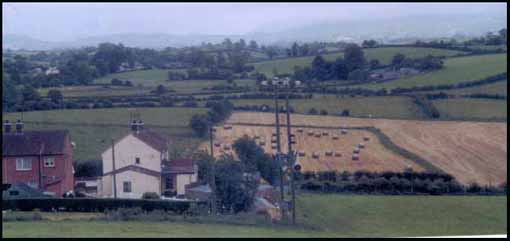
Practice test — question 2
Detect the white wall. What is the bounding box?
[101,170,160,199]
[102,134,163,174]
[176,173,197,195]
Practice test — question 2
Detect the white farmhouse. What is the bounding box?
[100,120,197,199]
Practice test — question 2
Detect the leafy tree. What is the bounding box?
[392,53,406,68]
[47,89,64,104]
[214,155,258,213]
[291,42,299,57]
[249,40,258,50]
[344,44,366,72]
[21,85,41,102]
[308,108,318,115]
[189,114,211,137]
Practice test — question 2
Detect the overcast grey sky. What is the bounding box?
[2,3,507,41]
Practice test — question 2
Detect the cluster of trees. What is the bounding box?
[292,44,370,82]
[463,29,507,46]
[111,78,133,86]
[391,53,444,71]
[193,135,280,213]
[189,100,234,137]
[300,170,507,195]
[413,96,440,119]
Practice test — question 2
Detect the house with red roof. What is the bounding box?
[2,120,75,197]
[100,119,197,199]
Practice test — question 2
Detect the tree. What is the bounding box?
[48,89,64,104]
[291,42,299,57]
[332,58,349,80]
[154,84,168,95]
[265,46,277,60]
[392,53,406,68]
[362,39,378,48]
[369,59,380,69]
[308,108,318,115]
[249,40,258,50]
[189,114,211,137]
[214,155,258,213]
[341,109,350,116]
[344,44,366,72]
[21,85,41,102]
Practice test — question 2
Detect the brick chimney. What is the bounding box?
[4,120,12,134]
[15,119,24,135]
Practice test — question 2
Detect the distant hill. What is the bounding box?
[3,12,506,51]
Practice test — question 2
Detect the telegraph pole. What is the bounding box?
[111,138,117,199]
[209,126,217,215]
[285,89,297,225]
[273,80,285,219]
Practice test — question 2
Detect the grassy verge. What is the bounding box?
[2,195,506,237]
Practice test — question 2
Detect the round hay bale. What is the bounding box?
[334,152,342,157]
[353,148,360,154]
[363,136,370,141]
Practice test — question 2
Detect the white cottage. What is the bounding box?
[100,120,197,199]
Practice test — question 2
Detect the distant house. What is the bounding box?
[45,67,60,75]
[2,120,75,197]
[100,119,198,199]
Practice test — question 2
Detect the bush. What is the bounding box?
[2,211,44,222]
[308,108,318,115]
[142,192,160,200]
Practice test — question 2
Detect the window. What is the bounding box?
[135,157,140,164]
[16,158,32,171]
[165,177,174,190]
[123,181,132,193]
[44,157,55,167]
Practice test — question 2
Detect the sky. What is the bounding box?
[2,2,507,42]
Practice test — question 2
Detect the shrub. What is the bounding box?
[142,192,160,200]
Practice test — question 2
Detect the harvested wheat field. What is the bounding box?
[224,112,507,185]
[201,124,424,174]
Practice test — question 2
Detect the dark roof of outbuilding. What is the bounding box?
[2,130,69,156]
[131,129,169,152]
[162,159,195,174]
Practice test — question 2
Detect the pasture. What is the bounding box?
[3,195,506,237]
[227,112,507,185]
[230,95,427,119]
[415,79,508,96]
[359,53,508,90]
[250,47,465,77]
[433,98,507,121]
[2,107,208,162]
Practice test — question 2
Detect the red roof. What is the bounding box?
[162,159,195,174]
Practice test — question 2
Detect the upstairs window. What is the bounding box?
[135,157,140,165]
[44,157,55,167]
[16,158,32,171]
[123,181,132,193]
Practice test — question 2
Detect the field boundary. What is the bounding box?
[225,122,445,173]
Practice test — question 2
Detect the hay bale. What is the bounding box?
[290,140,297,145]
[332,135,339,140]
[307,131,314,136]
[223,124,232,130]
[325,151,333,156]
[259,141,266,146]
[272,133,277,137]
[363,136,370,141]
[297,128,304,133]
[312,152,320,159]
[341,129,348,135]
[298,151,306,157]
[214,143,221,147]
[271,143,277,149]
[322,131,329,136]
[314,133,321,138]
[352,154,359,161]
[353,148,360,154]
[223,145,231,150]
[254,135,260,139]
[334,152,342,157]
[358,143,365,149]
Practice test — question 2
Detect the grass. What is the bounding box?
[359,53,508,90]
[2,194,506,237]
[38,85,152,97]
[433,98,507,121]
[2,107,208,161]
[229,95,427,119]
[418,79,508,96]
[92,68,257,92]
[251,47,465,77]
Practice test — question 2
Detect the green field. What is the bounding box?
[3,107,208,161]
[229,95,427,119]
[433,98,507,121]
[3,194,506,237]
[38,85,153,97]
[359,54,507,90]
[251,47,465,77]
[417,80,508,96]
[92,69,257,92]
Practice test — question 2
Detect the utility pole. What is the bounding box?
[273,80,285,219]
[209,126,217,215]
[39,142,45,191]
[285,89,297,225]
[111,138,117,199]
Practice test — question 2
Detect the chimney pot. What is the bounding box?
[15,119,23,134]
[4,120,12,134]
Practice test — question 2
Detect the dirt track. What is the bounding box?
[223,112,507,185]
